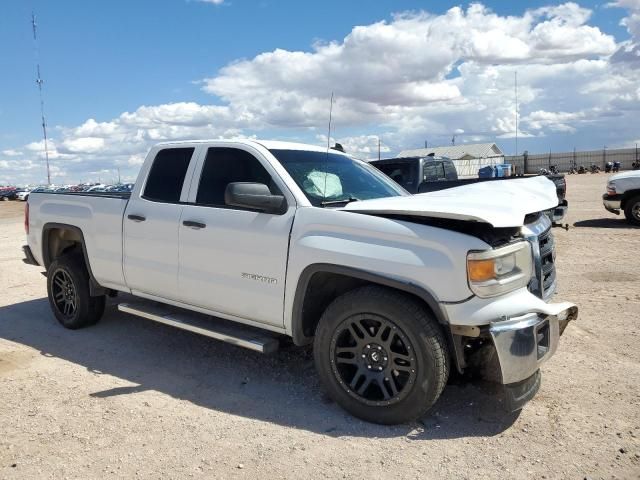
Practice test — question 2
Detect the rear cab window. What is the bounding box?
[423,161,447,182]
[143,148,195,202]
[443,161,458,180]
[373,162,417,191]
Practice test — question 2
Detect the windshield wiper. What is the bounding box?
[320,196,360,207]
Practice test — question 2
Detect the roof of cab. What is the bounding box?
[155,139,346,155]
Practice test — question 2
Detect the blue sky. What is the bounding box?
[1,0,638,184]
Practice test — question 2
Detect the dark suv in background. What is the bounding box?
[370,156,458,193]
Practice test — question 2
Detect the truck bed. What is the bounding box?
[27,191,130,291]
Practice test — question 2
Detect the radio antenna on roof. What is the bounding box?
[322,92,334,201]
[326,92,334,151]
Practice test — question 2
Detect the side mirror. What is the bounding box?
[224,182,286,214]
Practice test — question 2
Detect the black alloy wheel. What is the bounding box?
[51,268,78,319]
[46,251,105,329]
[314,285,449,425]
[330,313,417,406]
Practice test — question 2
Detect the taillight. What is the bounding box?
[24,202,29,234]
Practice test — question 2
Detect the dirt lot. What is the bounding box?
[1,174,638,479]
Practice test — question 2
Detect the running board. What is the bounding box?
[118,302,280,354]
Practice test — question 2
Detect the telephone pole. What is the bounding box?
[32,12,51,185]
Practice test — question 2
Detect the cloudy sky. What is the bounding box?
[1,0,638,185]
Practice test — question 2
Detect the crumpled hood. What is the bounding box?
[343,176,558,228]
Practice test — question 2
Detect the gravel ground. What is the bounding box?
[1,174,639,480]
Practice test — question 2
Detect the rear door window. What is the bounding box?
[143,148,194,202]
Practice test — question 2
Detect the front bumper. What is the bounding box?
[444,290,578,385]
[603,193,622,214]
[489,307,577,384]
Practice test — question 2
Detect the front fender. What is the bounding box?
[284,207,487,332]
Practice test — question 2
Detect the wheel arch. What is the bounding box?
[291,263,448,336]
[42,222,106,296]
[291,264,464,373]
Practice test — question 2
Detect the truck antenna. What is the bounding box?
[322,92,334,201]
[32,12,51,185]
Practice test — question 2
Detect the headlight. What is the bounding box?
[467,241,532,298]
[607,182,616,195]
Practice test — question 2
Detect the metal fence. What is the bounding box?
[503,146,640,175]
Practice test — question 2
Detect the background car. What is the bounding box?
[0,187,18,201]
[16,189,29,201]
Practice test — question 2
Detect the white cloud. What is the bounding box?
[195,0,224,4]
[203,3,616,120]
[59,137,105,154]
[525,110,587,133]
[198,1,623,148]
[1,149,22,157]
[316,134,392,159]
[1,2,639,184]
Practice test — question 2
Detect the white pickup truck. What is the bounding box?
[602,170,640,226]
[23,140,578,424]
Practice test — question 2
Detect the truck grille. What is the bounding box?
[523,215,556,299]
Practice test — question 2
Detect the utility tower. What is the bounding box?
[32,12,51,185]
[515,71,518,157]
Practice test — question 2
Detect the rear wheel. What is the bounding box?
[624,195,640,226]
[313,286,449,424]
[47,251,105,329]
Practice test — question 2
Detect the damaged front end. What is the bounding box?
[446,214,578,410]
[449,303,577,410]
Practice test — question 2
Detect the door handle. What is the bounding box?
[183,220,206,229]
[127,214,146,222]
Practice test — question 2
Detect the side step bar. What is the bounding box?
[118,302,280,354]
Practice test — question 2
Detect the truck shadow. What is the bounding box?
[0,296,519,440]
[573,218,637,229]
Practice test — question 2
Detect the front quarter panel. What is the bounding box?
[284,207,489,331]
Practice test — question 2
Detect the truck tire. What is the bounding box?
[313,285,449,424]
[623,195,640,226]
[46,251,105,329]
